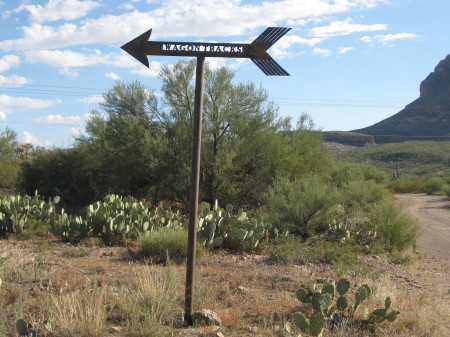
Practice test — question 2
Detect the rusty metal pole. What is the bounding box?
[185,55,205,325]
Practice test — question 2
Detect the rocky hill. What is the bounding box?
[353,54,450,140]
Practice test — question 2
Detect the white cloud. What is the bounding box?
[0,0,387,51]
[119,3,135,10]
[23,131,39,145]
[0,74,32,87]
[313,47,331,57]
[361,32,418,45]
[0,111,6,120]
[25,49,140,69]
[0,54,20,72]
[105,71,120,80]
[78,95,105,104]
[58,67,79,78]
[130,60,163,77]
[35,114,83,124]
[338,46,354,54]
[309,18,387,38]
[14,0,100,24]
[0,94,62,117]
[287,17,325,27]
[205,58,228,70]
[26,49,105,68]
[271,34,323,58]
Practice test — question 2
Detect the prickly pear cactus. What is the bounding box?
[197,201,273,251]
[0,192,58,233]
[368,296,399,324]
[292,278,399,335]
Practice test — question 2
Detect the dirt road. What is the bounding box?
[396,193,450,262]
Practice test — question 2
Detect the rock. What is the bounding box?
[247,326,259,333]
[237,286,251,293]
[191,309,222,326]
[353,54,450,140]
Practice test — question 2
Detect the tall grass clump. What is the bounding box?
[117,265,180,335]
[51,285,108,337]
[139,227,204,264]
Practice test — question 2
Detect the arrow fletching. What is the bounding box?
[251,56,290,76]
[253,27,291,46]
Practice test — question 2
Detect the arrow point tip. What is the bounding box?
[121,29,152,67]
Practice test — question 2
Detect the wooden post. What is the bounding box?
[184,56,205,324]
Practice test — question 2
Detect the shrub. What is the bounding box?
[389,179,426,193]
[341,180,390,211]
[365,199,419,251]
[266,175,342,238]
[139,228,204,264]
[331,163,388,188]
[444,186,450,199]
[424,177,445,195]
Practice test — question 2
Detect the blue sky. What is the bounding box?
[0,0,449,147]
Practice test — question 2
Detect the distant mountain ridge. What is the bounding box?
[353,54,450,138]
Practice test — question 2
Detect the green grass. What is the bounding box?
[139,228,205,264]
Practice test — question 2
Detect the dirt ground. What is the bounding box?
[1,193,449,336]
[392,194,450,331]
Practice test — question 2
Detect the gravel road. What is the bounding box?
[396,193,450,262]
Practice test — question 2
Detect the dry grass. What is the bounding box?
[51,286,108,337]
[0,239,448,337]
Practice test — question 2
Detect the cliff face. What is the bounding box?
[354,55,450,137]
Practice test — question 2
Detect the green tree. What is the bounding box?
[20,147,96,210]
[157,60,292,206]
[0,128,20,193]
[22,62,333,210]
[76,81,165,202]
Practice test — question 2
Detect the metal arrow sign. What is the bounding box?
[121,27,291,76]
[121,26,291,325]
